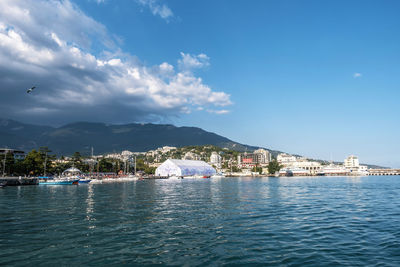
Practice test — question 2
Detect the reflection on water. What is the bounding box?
[1,176,400,266]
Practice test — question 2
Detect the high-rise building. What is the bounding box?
[210,152,222,168]
[237,149,271,167]
[253,148,271,164]
[344,155,360,169]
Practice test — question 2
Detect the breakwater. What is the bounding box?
[0,177,38,186]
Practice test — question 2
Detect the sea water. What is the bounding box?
[1,176,400,266]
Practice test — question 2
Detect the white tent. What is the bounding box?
[155,159,216,177]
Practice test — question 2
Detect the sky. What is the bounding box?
[0,0,399,167]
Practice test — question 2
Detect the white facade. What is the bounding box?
[210,152,222,168]
[159,146,177,153]
[290,161,322,173]
[344,155,360,169]
[277,153,297,164]
[182,151,201,161]
[322,164,348,175]
[155,159,216,177]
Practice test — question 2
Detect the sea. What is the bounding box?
[1,176,400,266]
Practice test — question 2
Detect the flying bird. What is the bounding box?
[26,86,36,94]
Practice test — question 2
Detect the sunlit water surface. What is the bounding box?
[1,176,400,266]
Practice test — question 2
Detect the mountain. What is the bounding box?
[0,118,278,156]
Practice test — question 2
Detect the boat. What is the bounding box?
[62,167,91,184]
[168,175,183,180]
[211,173,226,178]
[39,167,87,185]
[39,179,79,185]
[278,167,309,177]
[0,181,7,188]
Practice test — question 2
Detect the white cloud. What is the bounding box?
[0,0,231,124]
[178,52,210,72]
[136,0,173,20]
[207,109,230,115]
[353,72,362,78]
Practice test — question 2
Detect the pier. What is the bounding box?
[368,169,400,176]
[0,177,39,186]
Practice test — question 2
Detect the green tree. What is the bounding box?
[23,150,44,176]
[39,147,55,176]
[231,166,241,172]
[99,159,114,172]
[70,151,89,172]
[267,160,282,175]
[2,152,15,176]
[252,166,263,174]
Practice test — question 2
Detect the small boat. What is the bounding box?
[77,178,92,184]
[0,181,7,188]
[211,173,225,178]
[169,175,183,180]
[39,179,79,185]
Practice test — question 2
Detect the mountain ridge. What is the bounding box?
[0,118,279,156]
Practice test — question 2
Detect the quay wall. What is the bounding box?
[0,177,39,186]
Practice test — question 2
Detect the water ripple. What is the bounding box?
[1,176,400,265]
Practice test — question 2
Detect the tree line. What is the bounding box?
[2,147,155,176]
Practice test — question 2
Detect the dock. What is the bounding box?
[0,177,39,186]
[368,169,400,176]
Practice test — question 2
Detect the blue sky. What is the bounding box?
[1,0,399,167]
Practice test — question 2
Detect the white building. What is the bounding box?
[182,151,201,161]
[253,148,271,164]
[321,164,348,176]
[159,146,176,153]
[344,155,360,169]
[277,153,298,164]
[155,159,216,177]
[121,150,134,160]
[210,152,222,168]
[290,161,322,174]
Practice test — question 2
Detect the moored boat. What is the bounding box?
[63,167,91,184]
[211,172,225,178]
[39,179,79,185]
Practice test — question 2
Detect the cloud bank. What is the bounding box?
[0,0,231,124]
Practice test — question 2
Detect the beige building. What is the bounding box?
[253,148,271,164]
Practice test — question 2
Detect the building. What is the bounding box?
[121,150,134,160]
[277,153,298,164]
[182,151,201,161]
[344,155,360,169]
[155,159,216,177]
[253,148,271,164]
[159,146,177,153]
[0,148,25,160]
[290,161,322,174]
[237,153,256,167]
[237,149,271,168]
[210,152,222,168]
[321,164,348,176]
